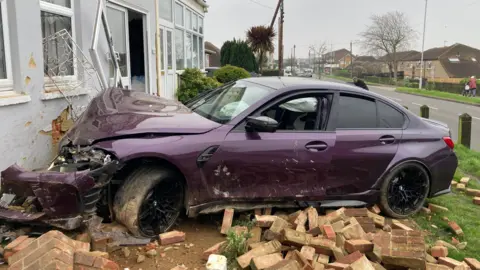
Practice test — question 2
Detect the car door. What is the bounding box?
[328,92,405,196]
[201,91,336,201]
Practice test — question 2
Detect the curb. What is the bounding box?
[394,90,480,107]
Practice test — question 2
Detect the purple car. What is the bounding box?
[0,77,457,237]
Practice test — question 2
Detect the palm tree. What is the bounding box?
[246,26,276,72]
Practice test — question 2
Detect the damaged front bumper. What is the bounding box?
[0,146,118,230]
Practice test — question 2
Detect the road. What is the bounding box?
[323,77,480,151]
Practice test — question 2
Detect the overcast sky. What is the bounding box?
[204,0,479,58]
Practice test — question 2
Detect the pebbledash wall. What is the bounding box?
[0,0,207,171]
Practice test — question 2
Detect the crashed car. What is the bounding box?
[0,77,457,237]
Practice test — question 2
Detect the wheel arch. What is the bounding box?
[374,158,433,193]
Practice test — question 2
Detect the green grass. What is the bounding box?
[412,146,480,261]
[324,75,353,82]
[397,87,480,105]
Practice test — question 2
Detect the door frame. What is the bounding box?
[107,0,152,93]
[159,25,176,98]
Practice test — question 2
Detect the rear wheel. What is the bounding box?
[113,166,184,237]
[379,162,430,219]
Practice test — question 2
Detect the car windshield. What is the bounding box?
[188,81,274,124]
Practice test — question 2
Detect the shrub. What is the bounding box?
[220,39,257,72]
[176,68,221,103]
[214,65,251,84]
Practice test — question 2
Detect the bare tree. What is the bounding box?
[360,11,416,81]
[309,42,328,77]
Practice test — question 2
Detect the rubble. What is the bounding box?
[428,203,449,213]
[220,208,234,234]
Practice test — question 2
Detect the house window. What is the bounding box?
[448,57,460,62]
[159,0,173,22]
[0,0,13,92]
[472,58,477,62]
[173,2,204,70]
[40,0,75,80]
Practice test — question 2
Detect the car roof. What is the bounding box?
[242,76,359,91]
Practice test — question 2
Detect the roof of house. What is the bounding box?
[355,56,377,62]
[379,50,419,62]
[323,49,351,61]
[440,58,480,78]
[404,43,480,61]
[205,41,220,55]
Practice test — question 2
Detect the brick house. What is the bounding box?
[0,0,209,171]
[322,48,352,70]
[378,50,419,75]
[205,41,220,67]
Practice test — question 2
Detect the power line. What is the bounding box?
[247,0,275,10]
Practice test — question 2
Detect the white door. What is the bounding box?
[107,4,131,89]
[160,26,176,98]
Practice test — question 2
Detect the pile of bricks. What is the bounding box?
[451,177,480,206]
[204,206,480,270]
[3,230,120,270]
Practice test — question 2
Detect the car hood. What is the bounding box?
[63,88,221,145]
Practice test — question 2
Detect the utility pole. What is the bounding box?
[278,0,284,75]
[419,0,428,89]
[350,41,353,78]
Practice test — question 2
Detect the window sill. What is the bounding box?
[0,93,32,107]
[40,87,90,101]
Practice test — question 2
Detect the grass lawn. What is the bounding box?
[397,87,480,105]
[411,145,480,261]
[324,75,353,82]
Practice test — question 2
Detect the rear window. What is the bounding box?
[377,101,405,128]
[337,95,377,129]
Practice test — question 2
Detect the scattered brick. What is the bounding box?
[203,241,226,260]
[326,262,349,270]
[349,255,375,270]
[264,230,282,241]
[296,224,307,233]
[257,215,278,228]
[460,177,470,184]
[307,207,319,231]
[451,237,460,245]
[75,251,119,269]
[438,257,463,268]
[294,211,308,227]
[264,208,273,215]
[282,228,309,247]
[249,241,267,250]
[451,180,458,186]
[321,225,336,240]
[170,265,188,270]
[4,236,34,261]
[331,220,345,233]
[75,233,91,244]
[430,246,448,257]
[336,250,363,264]
[344,239,373,253]
[448,221,464,236]
[376,230,426,269]
[457,183,466,191]
[466,188,480,196]
[309,237,336,256]
[91,234,111,252]
[421,207,432,215]
[255,209,263,216]
[426,262,451,270]
[270,217,290,234]
[307,227,322,237]
[391,220,413,231]
[236,240,282,269]
[345,208,368,217]
[368,205,381,214]
[251,253,283,270]
[317,216,328,227]
[339,222,366,240]
[474,197,480,205]
[316,254,329,264]
[289,250,314,270]
[326,208,347,223]
[220,208,234,234]
[265,259,302,270]
[331,246,345,261]
[355,217,376,233]
[465,258,480,270]
[425,252,437,263]
[300,246,316,261]
[428,203,449,212]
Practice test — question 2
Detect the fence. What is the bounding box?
[416,105,473,149]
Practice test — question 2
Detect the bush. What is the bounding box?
[220,39,257,72]
[261,69,280,76]
[214,65,251,83]
[176,68,221,103]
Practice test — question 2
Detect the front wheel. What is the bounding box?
[379,162,430,219]
[113,166,184,237]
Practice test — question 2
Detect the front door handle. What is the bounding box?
[379,135,396,145]
[305,141,328,152]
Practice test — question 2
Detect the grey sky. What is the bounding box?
[204,0,479,58]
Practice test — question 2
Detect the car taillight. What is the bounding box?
[443,137,454,149]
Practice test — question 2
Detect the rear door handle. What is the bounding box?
[379,135,396,145]
[305,141,328,152]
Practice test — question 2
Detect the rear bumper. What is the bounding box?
[0,161,118,229]
[428,152,458,197]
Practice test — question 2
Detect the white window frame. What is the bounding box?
[40,0,77,86]
[0,0,13,93]
[173,1,204,70]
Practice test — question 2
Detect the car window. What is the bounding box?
[337,94,377,129]
[378,101,405,128]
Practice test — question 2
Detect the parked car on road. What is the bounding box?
[1,77,457,237]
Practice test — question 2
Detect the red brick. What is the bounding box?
[270,217,290,234]
[296,224,306,233]
[288,210,303,223]
[289,250,313,270]
[349,255,374,270]
[344,239,373,253]
[421,207,432,214]
[355,217,376,233]
[345,208,368,217]
[294,211,308,226]
[251,253,283,269]
[220,208,234,234]
[309,238,336,256]
[366,211,385,228]
[430,246,448,258]
[391,221,413,231]
[339,222,366,240]
[307,227,322,237]
[438,257,463,268]
[326,208,347,223]
[255,209,263,216]
[249,241,267,250]
[368,205,381,214]
[321,225,336,240]
[428,203,449,213]
[282,228,309,247]
[5,236,29,251]
[317,254,329,264]
[91,235,110,252]
[248,227,263,245]
[236,240,282,269]
[448,221,464,236]
[465,258,480,270]
[331,220,345,233]
[75,233,91,244]
[426,262,451,270]
[159,230,185,245]
[473,197,480,205]
[300,246,316,261]
[460,177,470,184]
[92,256,120,269]
[466,188,480,196]
[43,260,70,270]
[265,260,302,270]
[307,207,319,231]
[257,215,278,228]
[336,250,363,264]
[4,237,35,261]
[327,262,349,269]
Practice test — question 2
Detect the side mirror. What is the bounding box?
[245,116,278,133]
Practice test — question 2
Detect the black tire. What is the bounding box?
[113,166,184,237]
[379,162,430,219]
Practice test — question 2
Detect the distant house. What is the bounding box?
[400,43,480,81]
[355,56,377,62]
[378,50,419,75]
[205,41,221,67]
[322,49,352,69]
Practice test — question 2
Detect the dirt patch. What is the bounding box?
[110,214,225,270]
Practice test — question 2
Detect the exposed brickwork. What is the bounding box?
[74,251,119,270]
[375,230,426,269]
